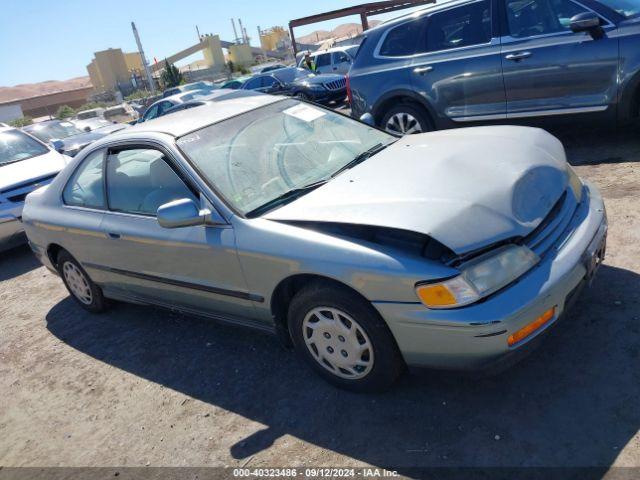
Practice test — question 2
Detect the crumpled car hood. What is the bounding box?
[264,126,570,255]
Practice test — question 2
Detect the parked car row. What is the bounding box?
[11,0,634,391]
[24,119,127,157]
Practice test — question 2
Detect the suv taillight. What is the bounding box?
[346,74,353,105]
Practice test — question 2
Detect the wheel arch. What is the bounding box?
[370,89,437,128]
[46,243,65,269]
[270,273,377,344]
[618,69,640,123]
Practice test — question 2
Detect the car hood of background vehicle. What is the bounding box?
[61,130,110,150]
[264,126,570,255]
[0,150,69,192]
[292,73,344,86]
[93,123,128,135]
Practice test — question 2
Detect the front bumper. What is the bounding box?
[374,181,607,370]
[313,88,347,105]
[0,207,26,252]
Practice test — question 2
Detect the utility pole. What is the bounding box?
[131,22,156,94]
[196,25,201,41]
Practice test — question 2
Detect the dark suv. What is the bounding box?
[242,67,347,105]
[348,0,640,134]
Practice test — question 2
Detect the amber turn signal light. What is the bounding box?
[508,307,556,346]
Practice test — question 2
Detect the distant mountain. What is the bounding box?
[297,21,382,45]
[0,76,92,103]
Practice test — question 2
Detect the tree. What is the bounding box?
[160,60,183,89]
[56,105,75,119]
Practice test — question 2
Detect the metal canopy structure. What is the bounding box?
[289,0,435,54]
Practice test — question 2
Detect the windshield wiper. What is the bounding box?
[246,179,329,218]
[330,142,390,179]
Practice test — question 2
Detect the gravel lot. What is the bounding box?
[0,125,638,475]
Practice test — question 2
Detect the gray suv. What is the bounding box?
[348,0,640,134]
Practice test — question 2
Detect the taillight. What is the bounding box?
[346,74,353,105]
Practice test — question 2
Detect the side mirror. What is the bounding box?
[359,113,376,127]
[50,139,65,153]
[570,12,603,37]
[157,198,208,229]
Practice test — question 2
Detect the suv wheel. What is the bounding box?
[57,250,108,313]
[381,104,432,135]
[288,281,404,392]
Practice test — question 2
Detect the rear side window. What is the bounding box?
[425,0,491,52]
[106,148,197,216]
[378,18,426,56]
[315,53,331,67]
[63,150,105,209]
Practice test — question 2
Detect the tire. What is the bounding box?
[380,104,433,135]
[288,281,405,392]
[295,91,311,101]
[57,250,108,313]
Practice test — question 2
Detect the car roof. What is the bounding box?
[0,125,15,134]
[114,94,283,138]
[23,119,64,130]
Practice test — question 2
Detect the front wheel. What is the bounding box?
[288,281,404,392]
[381,104,432,135]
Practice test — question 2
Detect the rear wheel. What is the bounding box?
[288,281,404,392]
[57,250,108,313]
[381,104,432,135]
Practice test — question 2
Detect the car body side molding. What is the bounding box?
[83,262,264,303]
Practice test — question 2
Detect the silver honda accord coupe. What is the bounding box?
[22,95,607,391]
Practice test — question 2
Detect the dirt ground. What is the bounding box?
[0,125,638,476]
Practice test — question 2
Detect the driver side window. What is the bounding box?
[105,148,197,216]
[506,0,590,38]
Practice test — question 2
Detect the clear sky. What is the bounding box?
[0,0,427,87]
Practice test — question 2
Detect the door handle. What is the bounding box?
[107,232,121,239]
[505,51,532,61]
[413,65,433,75]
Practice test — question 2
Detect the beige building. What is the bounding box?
[87,48,142,93]
[260,26,290,52]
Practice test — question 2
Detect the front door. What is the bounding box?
[410,0,507,121]
[98,145,256,320]
[500,0,619,117]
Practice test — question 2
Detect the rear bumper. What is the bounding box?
[374,181,607,370]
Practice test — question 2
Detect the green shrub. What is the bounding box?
[8,117,33,127]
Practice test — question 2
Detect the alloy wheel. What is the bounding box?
[385,112,423,135]
[302,307,374,379]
